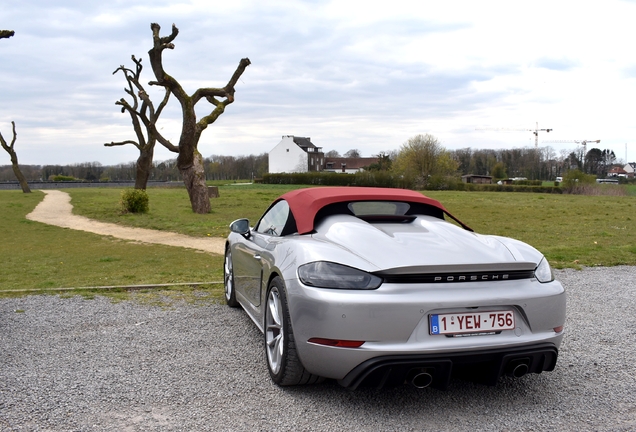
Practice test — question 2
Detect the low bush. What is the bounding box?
[120,188,149,213]
[50,175,77,181]
[512,180,542,186]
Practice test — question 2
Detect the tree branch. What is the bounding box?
[192,58,251,105]
[195,58,250,129]
[151,23,178,48]
[104,140,141,150]
[147,23,190,106]
[0,30,15,39]
[136,90,179,153]
[0,121,18,151]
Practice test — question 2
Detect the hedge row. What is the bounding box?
[262,172,411,188]
[261,172,562,193]
[509,180,543,186]
[453,183,563,193]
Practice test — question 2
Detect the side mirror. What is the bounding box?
[229,218,251,237]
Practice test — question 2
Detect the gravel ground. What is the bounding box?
[1,266,635,431]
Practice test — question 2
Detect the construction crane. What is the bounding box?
[542,140,601,155]
[476,122,553,148]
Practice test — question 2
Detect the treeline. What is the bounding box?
[451,146,617,180]
[0,145,620,184]
[0,153,269,182]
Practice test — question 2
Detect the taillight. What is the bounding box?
[308,338,365,348]
[553,326,564,333]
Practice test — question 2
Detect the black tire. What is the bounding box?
[224,247,239,308]
[264,276,323,386]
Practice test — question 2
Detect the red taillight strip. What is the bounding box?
[308,338,365,348]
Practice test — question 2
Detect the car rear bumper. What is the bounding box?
[286,278,566,382]
[337,343,559,390]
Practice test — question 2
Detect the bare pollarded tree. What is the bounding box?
[105,55,175,189]
[147,23,250,214]
[0,122,31,193]
[0,30,30,192]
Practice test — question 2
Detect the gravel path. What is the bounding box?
[26,190,225,255]
[1,266,635,431]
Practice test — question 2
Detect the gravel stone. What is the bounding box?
[1,266,635,431]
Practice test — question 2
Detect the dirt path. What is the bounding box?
[26,190,225,255]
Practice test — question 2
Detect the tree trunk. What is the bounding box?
[1,121,31,193]
[180,150,210,214]
[135,145,154,189]
[12,161,31,193]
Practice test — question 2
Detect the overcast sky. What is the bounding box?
[2,0,636,166]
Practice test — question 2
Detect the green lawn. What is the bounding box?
[0,190,224,298]
[68,184,636,269]
[425,191,636,269]
[2,184,634,298]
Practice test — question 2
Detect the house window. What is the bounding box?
[286,149,289,152]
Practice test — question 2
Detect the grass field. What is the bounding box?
[69,184,636,269]
[2,184,635,297]
[0,190,224,299]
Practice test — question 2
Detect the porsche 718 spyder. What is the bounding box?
[224,187,566,390]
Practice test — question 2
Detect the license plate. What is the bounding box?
[429,311,515,335]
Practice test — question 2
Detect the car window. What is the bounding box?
[347,201,410,216]
[255,200,293,236]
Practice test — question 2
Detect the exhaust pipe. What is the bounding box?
[506,358,531,378]
[511,363,529,378]
[411,372,434,389]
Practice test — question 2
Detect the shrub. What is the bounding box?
[562,169,596,188]
[50,175,77,181]
[120,188,149,214]
[512,180,542,186]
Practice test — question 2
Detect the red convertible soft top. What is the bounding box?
[277,187,472,234]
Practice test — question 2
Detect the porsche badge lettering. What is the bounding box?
[433,274,510,282]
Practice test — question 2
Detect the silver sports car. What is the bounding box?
[224,187,566,389]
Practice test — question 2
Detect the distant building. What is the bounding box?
[608,166,628,177]
[461,174,493,184]
[624,162,636,178]
[268,136,324,173]
[324,157,379,174]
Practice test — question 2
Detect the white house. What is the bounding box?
[269,136,324,173]
[624,162,636,178]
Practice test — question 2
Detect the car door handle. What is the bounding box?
[253,254,261,260]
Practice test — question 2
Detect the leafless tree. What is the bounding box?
[105,55,173,189]
[147,23,250,213]
[0,122,31,193]
[0,31,29,192]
